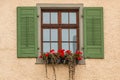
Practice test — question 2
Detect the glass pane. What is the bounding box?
[70,29,76,41]
[51,12,58,24]
[62,29,68,41]
[43,43,50,52]
[43,12,50,24]
[51,43,58,51]
[43,29,50,41]
[62,12,68,24]
[69,12,76,24]
[51,29,58,41]
[70,43,76,53]
[62,43,69,50]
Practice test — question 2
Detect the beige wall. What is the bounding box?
[0,0,120,80]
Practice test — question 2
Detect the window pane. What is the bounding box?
[51,12,58,24]
[70,29,76,41]
[43,43,50,52]
[69,12,76,24]
[51,43,58,51]
[43,29,50,41]
[62,43,69,50]
[62,12,68,24]
[62,29,68,41]
[43,12,50,24]
[70,43,76,53]
[51,29,58,41]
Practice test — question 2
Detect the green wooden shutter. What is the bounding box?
[17,7,38,58]
[84,7,104,59]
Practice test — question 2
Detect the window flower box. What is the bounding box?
[39,49,83,64]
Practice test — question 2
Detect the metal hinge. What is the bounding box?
[82,47,84,50]
[37,48,39,50]
[81,15,84,18]
[37,15,39,18]
[86,56,90,58]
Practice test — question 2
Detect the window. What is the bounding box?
[17,4,104,60]
[41,10,79,53]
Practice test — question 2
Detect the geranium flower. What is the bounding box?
[50,49,55,54]
[58,49,65,57]
[65,50,71,55]
[77,57,82,60]
[39,55,42,58]
[76,50,82,55]
[45,52,49,57]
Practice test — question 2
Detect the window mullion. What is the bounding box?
[58,11,62,49]
[68,12,70,24]
[50,12,51,24]
[68,29,70,50]
[50,29,51,50]
[58,28,62,49]
[77,28,79,50]
[58,11,61,24]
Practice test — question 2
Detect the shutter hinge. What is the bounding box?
[81,15,84,18]
[37,15,39,18]
[86,56,90,58]
[37,48,39,50]
[82,47,84,50]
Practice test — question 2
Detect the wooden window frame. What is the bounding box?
[41,9,79,52]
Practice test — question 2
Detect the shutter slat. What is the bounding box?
[17,7,38,58]
[84,7,104,59]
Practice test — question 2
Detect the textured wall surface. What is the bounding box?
[0,0,120,80]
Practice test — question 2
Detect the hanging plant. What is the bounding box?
[39,49,83,80]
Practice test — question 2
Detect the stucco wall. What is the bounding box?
[0,0,120,80]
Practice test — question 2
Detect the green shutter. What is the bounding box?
[84,7,104,59]
[17,7,38,58]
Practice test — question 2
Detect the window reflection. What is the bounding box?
[62,12,68,24]
[51,12,58,24]
[43,43,50,52]
[62,43,69,50]
[51,43,58,51]
[43,29,50,41]
[69,12,76,24]
[51,29,58,41]
[62,29,68,41]
[70,43,76,53]
[43,12,50,24]
[70,29,76,41]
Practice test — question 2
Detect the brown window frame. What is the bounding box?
[41,9,79,53]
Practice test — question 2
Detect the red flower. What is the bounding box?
[45,52,49,57]
[50,49,55,54]
[65,50,71,54]
[39,55,42,58]
[57,49,65,53]
[76,50,82,55]
[58,49,65,57]
[61,52,64,57]
[77,57,82,60]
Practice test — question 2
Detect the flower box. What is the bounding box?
[39,49,83,64]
